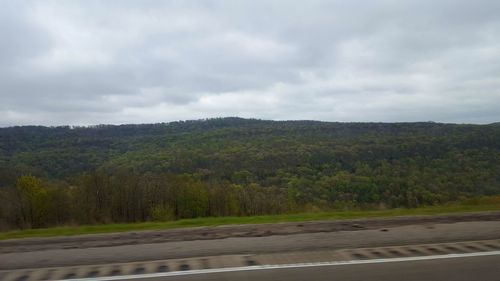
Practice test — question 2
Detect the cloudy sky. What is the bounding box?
[1,0,500,126]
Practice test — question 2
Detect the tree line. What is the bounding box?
[0,172,294,230]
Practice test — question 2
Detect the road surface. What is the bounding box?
[2,220,500,270]
[1,212,499,281]
[60,252,500,281]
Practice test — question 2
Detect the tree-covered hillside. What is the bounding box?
[1,118,499,230]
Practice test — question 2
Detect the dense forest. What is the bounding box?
[1,117,500,230]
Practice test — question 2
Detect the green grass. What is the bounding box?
[2,197,500,240]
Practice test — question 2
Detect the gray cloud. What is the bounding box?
[1,0,500,126]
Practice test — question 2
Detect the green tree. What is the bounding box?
[15,175,48,228]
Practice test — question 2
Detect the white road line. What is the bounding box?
[57,250,500,281]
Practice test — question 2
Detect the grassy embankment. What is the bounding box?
[1,196,500,240]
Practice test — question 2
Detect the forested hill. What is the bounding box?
[1,117,499,181]
[0,118,499,181]
[1,118,500,230]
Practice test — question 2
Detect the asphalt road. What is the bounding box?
[133,254,500,281]
[0,221,500,269]
[4,212,500,254]
[2,220,500,269]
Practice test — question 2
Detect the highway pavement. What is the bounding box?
[1,213,499,281]
[2,220,500,270]
[130,253,500,281]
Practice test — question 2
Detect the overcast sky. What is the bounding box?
[1,0,500,126]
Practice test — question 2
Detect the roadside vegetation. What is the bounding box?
[1,196,499,240]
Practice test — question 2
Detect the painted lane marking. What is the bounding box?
[56,250,500,281]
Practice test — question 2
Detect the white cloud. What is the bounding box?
[1,0,500,126]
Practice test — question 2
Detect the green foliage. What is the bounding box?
[1,196,500,240]
[151,205,175,222]
[0,118,500,231]
[176,177,209,218]
[15,175,49,229]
